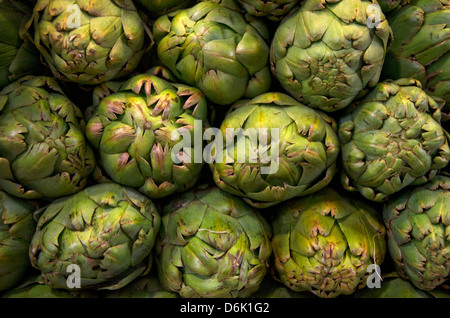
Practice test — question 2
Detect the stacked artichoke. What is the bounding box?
[0,0,448,301]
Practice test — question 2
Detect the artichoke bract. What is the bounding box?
[85,74,208,199]
[29,183,161,290]
[236,0,302,21]
[134,0,194,17]
[0,76,95,200]
[210,92,340,209]
[382,0,450,105]
[270,0,392,112]
[153,1,272,106]
[271,187,387,298]
[0,191,36,292]
[155,186,272,298]
[32,0,151,85]
[0,0,42,89]
[383,175,450,291]
[339,78,450,202]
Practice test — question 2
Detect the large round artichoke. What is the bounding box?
[155,185,272,298]
[271,187,387,298]
[383,175,449,291]
[270,0,392,112]
[236,0,302,21]
[0,191,36,292]
[382,0,450,105]
[32,0,151,85]
[0,76,95,200]
[0,0,42,89]
[29,183,161,290]
[153,1,272,106]
[339,78,450,202]
[210,92,340,209]
[86,74,208,199]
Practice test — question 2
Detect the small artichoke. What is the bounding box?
[271,187,387,298]
[0,191,36,292]
[210,92,340,209]
[339,78,450,202]
[155,185,272,298]
[383,175,449,291]
[153,1,272,106]
[86,74,208,199]
[0,76,95,200]
[270,0,392,112]
[382,0,450,105]
[236,0,302,21]
[29,183,161,290]
[0,0,42,89]
[32,0,151,85]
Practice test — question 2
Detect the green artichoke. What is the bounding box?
[153,1,272,106]
[0,76,95,200]
[0,191,36,292]
[270,0,392,112]
[383,175,449,291]
[271,187,387,298]
[134,0,194,17]
[86,74,208,199]
[32,0,151,85]
[155,185,272,298]
[29,183,161,290]
[339,78,450,202]
[382,0,450,105]
[377,0,404,13]
[236,0,302,21]
[210,92,340,209]
[0,0,42,89]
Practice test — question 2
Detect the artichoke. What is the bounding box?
[134,0,194,17]
[377,0,403,13]
[0,76,95,200]
[0,0,42,89]
[270,0,392,112]
[236,0,302,21]
[0,191,36,292]
[271,187,387,298]
[153,1,272,106]
[339,78,450,202]
[29,183,161,290]
[86,74,208,199]
[382,0,450,105]
[210,92,340,209]
[383,175,449,291]
[32,0,151,85]
[155,185,272,298]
